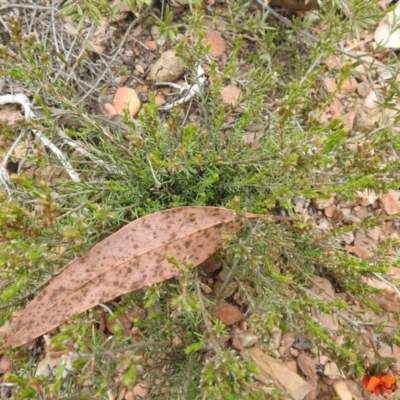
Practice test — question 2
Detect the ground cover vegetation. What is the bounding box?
[0,0,400,398]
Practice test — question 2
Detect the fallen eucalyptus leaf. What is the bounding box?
[5,207,245,347]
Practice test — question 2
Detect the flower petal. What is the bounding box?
[362,376,370,386]
[366,376,381,392]
[380,375,395,389]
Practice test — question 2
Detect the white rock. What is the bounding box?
[148,50,185,82]
[374,3,400,49]
[355,189,378,206]
[364,90,379,110]
[313,196,335,210]
[35,353,73,378]
[231,328,258,350]
[342,231,354,245]
[324,361,345,380]
[266,326,282,350]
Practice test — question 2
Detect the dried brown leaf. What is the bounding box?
[329,97,343,119]
[379,193,400,215]
[14,144,26,159]
[212,301,242,325]
[221,86,242,106]
[345,245,374,259]
[5,207,244,347]
[339,78,358,93]
[324,77,337,93]
[203,30,226,57]
[342,108,357,132]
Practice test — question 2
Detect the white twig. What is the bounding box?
[34,132,80,182]
[373,272,400,297]
[0,383,18,388]
[155,81,184,90]
[0,93,35,120]
[98,303,129,335]
[157,65,206,111]
[147,154,162,189]
[0,93,81,190]
[57,129,123,175]
[0,4,52,11]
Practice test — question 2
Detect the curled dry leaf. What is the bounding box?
[310,277,338,332]
[329,97,343,119]
[5,207,248,347]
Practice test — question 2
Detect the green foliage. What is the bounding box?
[154,5,182,40]
[122,0,153,16]
[1,0,400,398]
[200,350,263,399]
[122,364,137,386]
[59,0,118,30]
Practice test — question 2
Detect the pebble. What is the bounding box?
[148,50,185,82]
[313,196,335,210]
[212,302,242,325]
[231,328,258,350]
[324,361,345,380]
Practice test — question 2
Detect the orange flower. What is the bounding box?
[363,374,398,396]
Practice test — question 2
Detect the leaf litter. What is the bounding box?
[5,206,266,347]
